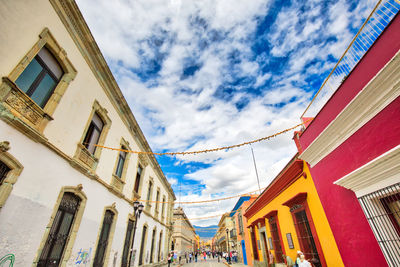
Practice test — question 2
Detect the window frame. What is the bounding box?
[0,142,23,208]
[111,138,131,192]
[33,185,87,266]
[74,100,111,171]
[0,28,77,135]
[93,204,118,267]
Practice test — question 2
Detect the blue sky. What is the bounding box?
[76,0,380,226]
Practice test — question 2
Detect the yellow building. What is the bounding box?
[244,155,343,267]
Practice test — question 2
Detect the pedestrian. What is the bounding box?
[283,254,295,267]
[189,252,192,263]
[195,252,198,262]
[269,250,274,267]
[295,251,303,267]
[168,253,172,267]
[203,251,206,262]
[298,254,312,267]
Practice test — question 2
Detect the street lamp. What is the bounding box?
[226,228,231,264]
[128,201,144,267]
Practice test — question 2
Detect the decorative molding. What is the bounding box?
[300,51,400,167]
[139,153,149,167]
[334,145,400,197]
[0,141,10,152]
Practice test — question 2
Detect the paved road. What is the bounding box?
[161,258,247,267]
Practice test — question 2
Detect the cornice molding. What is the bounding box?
[49,0,175,200]
[334,145,400,197]
[244,159,303,219]
[300,51,400,167]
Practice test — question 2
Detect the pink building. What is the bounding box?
[296,13,400,267]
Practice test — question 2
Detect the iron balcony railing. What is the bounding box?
[301,0,400,119]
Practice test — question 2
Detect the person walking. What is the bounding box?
[167,253,172,267]
[203,251,207,262]
[195,252,198,262]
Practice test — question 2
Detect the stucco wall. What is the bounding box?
[246,163,343,266]
[0,0,173,266]
[298,14,400,267]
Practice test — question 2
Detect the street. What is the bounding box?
[162,258,246,267]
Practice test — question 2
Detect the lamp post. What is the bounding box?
[128,201,144,267]
[226,228,231,264]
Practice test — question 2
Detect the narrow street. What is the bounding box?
[163,258,246,267]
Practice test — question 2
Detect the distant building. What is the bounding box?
[171,207,197,255]
[214,213,235,252]
[231,195,258,265]
[0,0,175,266]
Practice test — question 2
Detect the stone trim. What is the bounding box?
[0,28,77,135]
[74,99,111,172]
[300,51,400,167]
[93,203,118,267]
[33,184,87,267]
[334,145,400,197]
[145,177,154,211]
[111,137,131,192]
[0,141,23,208]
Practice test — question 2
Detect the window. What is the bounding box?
[94,210,115,266]
[38,193,81,266]
[238,212,244,234]
[155,189,160,213]
[0,161,11,186]
[139,225,148,265]
[134,165,143,193]
[359,183,400,266]
[121,219,134,267]
[15,47,63,108]
[1,28,76,135]
[293,209,322,267]
[75,100,111,170]
[158,231,163,262]
[147,181,153,201]
[82,112,104,154]
[269,217,284,263]
[150,228,156,263]
[250,226,259,261]
[115,148,127,178]
[161,196,166,219]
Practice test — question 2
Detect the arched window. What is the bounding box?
[94,209,115,266]
[38,193,81,266]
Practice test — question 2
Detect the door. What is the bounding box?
[241,240,247,265]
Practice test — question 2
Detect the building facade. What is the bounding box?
[232,195,258,266]
[297,13,400,267]
[214,213,235,253]
[0,0,175,266]
[171,207,197,256]
[244,157,343,267]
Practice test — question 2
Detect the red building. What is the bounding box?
[296,13,400,267]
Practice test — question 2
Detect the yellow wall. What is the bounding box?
[247,163,344,266]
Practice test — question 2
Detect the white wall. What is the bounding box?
[0,0,174,266]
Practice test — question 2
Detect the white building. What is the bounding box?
[171,207,197,256]
[0,0,175,266]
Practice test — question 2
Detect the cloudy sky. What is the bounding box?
[76,0,378,226]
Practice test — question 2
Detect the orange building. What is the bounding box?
[231,195,258,265]
[244,155,343,267]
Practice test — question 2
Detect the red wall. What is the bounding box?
[298,15,400,267]
[301,14,400,150]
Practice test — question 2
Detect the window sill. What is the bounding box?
[111,174,125,192]
[0,77,53,136]
[74,143,99,171]
[132,191,141,201]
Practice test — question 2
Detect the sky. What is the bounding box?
[76,0,378,227]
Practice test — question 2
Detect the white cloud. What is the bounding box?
[76,0,377,226]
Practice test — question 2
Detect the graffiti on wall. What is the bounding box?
[74,248,92,265]
[0,254,15,267]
